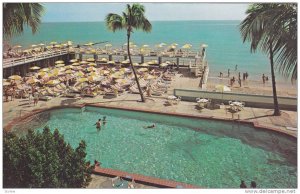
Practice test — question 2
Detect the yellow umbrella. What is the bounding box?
[55,60,64,64]
[40,68,50,72]
[75,71,85,77]
[65,70,74,74]
[55,63,65,67]
[86,58,95,62]
[74,66,84,71]
[13,45,22,49]
[182,44,192,49]
[37,71,47,77]
[30,66,41,70]
[105,43,112,47]
[80,61,88,64]
[8,75,22,80]
[107,61,115,65]
[138,68,148,72]
[121,59,130,64]
[88,63,97,67]
[98,58,108,63]
[77,77,88,83]
[72,62,80,66]
[160,63,169,68]
[26,78,40,84]
[50,41,57,45]
[148,60,158,65]
[133,62,139,66]
[140,63,149,67]
[70,59,78,63]
[65,65,74,69]
[201,44,208,48]
[87,67,96,72]
[46,80,60,85]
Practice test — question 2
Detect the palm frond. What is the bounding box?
[105,13,124,32]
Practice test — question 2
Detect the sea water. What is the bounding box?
[9,20,292,82]
[16,107,297,188]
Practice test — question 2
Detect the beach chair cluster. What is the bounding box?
[228,101,245,112]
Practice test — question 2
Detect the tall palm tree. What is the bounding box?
[3,3,44,39]
[106,3,152,102]
[240,3,297,116]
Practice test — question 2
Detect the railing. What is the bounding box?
[3,49,69,68]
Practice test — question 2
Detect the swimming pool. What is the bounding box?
[12,106,297,188]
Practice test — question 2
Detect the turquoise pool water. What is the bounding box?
[14,107,297,188]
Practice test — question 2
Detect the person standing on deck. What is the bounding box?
[262,74,266,85]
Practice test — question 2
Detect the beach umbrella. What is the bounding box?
[65,65,74,69]
[88,63,97,67]
[54,44,62,48]
[98,58,108,63]
[9,75,22,80]
[87,58,95,62]
[84,42,94,46]
[105,43,112,47]
[75,71,85,77]
[201,44,208,48]
[121,59,130,64]
[80,61,88,64]
[142,44,149,48]
[100,70,110,75]
[26,78,40,84]
[159,43,167,47]
[87,67,96,72]
[107,61,115,65]
[65,70,74,74]
[31,44,38,47]
[140,63,149,67]
[148,60,158,65]
[72,62,80,66]
[160,63,169,68]
[67,41,73,46]
[55,63,65,67]
[77,78,88,83]
[172,43,178,46]
[39,43,45,46]
[55,60,64,64]
[37,71,47,77]
[138,68,148,72]
[115,78,126,83]
[30,66,41,70]
[182,44,192,49]
[133,62,139,66]
[46,80,60,85]
[3,81,11,86]
[69,59,78,63]
[40,68,50,72]
[50,41,57,45]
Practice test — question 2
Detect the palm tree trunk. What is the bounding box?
[127,31,145,102]
[269,41,280,116]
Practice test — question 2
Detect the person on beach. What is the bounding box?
[240,180,247,188]
[238,78,242,87]
[146,85,152,97]
[4,87,9,102]
[235,64,238,71]
[143,124,156,129]
[219,72,223,78]
[262,74,266,84]
[228,69,230,77]
[238,72,241,80]
[95,119,102,131]
[245,72,249,79]
[33,91,39,106]
[265,76,269,81]
[11,87,16,101]
[243,73,246,81]
[103,116,107,125]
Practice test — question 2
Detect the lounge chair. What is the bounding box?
[39,90,52,101]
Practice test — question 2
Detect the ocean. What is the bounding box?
[9,20,291,82]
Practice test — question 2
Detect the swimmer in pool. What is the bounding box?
[94,119,101,131]
[103,116,107,125]
[143,124,156,129]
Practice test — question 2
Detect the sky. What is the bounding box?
[42,3,249,22]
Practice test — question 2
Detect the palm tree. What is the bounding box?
[3,3,44,39]
[106,3,152,102]
[240,3,297,116]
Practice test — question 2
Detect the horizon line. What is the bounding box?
[42,19,243,23]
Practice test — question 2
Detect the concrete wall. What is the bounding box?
[174,89,297,111]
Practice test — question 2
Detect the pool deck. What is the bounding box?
[3,91,297,188]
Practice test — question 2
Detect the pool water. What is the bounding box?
[15,107,297,188]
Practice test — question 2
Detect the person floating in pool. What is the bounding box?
[103,116,107,125]
[143,124,156,129]
[94,119,101,131]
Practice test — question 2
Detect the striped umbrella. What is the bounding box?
[8,75,22,80]
[55,60,64,64]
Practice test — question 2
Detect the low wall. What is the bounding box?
[174,89,297,111]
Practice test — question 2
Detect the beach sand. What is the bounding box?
[172,69,297,97]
